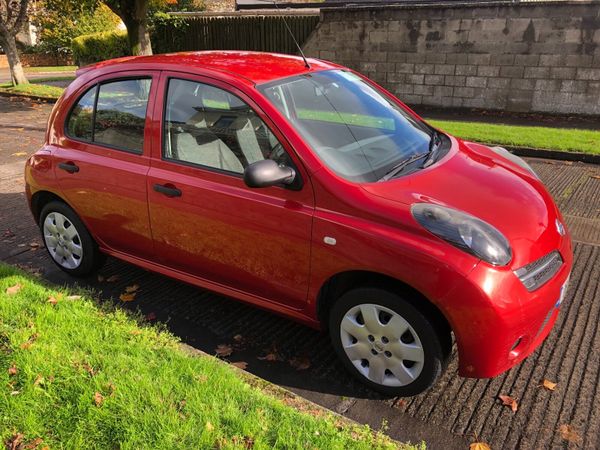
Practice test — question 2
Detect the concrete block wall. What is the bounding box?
[303,1,600,115]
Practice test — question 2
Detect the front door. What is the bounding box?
[54,73,158,260]
[147,74,314,309]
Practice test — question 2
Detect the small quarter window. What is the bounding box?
[67,86,96,141]
[93,79,151,153]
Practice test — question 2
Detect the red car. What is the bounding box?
[25,51,572,396]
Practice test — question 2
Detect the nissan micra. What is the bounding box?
[25,51,572,396]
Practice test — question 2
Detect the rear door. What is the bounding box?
[147,72,315,309]
[54,72,158,260]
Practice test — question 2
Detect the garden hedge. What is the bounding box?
[72,30,130,66]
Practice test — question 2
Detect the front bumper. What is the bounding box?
[443,235,573,378]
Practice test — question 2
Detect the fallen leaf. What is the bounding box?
[591,175,600,180]
[8,364,17,376]
[5,433,23,450]
[97,274,105,282]
[119,292,136,302]
[289,355,311,371]
[233,334,243,342]
[145,312,157,321]
[22,437,43,449]
[11,151,27,156]
[6,284,22,295]
[33,374,44,386]
[29,242,40,249]
[125,284,139,293]
[393,398,408,409]
[231,361,248,370]
[215,344,233,357]
[93,391,104,406]
[258,352,280,362]
[542,379,557,391]
[559,424,581,443]
[65,295,81,300]
[498,394,518,413]
[82,362,96,376]
[129,330,142,336]
[47,296,58,305]
[20,333,39,349]
[10,390,20,396]
[206,421,214,431]
[470,443,491,450]
[107,382,116,395]
[106,275,120,282]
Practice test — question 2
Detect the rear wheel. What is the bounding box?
[329,287,447,396]
[40,201,104,277]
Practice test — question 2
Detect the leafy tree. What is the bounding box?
[0,0,29,85]
[32,2,121,56]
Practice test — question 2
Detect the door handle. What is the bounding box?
[58,162,79,173]
[153,183,182,198]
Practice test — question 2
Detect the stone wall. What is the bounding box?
[303,1,600,115]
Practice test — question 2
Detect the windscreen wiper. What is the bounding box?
[422,131,442,168]
[379,151,430,181]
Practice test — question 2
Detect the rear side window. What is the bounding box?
[67,86,96,141]
[66,78,151,153]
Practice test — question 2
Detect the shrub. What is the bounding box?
[72,30,130,66]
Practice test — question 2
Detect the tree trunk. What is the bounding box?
[0,34,28,85]
[125,19,152,56]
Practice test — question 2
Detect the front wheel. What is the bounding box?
[39,201,104,277]
[329,287,447,397]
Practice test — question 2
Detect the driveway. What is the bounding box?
[1,96,599,449]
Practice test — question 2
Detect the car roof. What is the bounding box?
[77,51,339,85]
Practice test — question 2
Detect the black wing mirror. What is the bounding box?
[243,160,296,188]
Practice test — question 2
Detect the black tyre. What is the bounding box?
[39,200,104,277]
[329,287,448,397]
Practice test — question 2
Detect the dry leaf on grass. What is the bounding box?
[119,292,136,302]
[215,344,233,357]
[93,392,104,406]
[542,379,557,391]
[559,424,581,443]
[65,295,81,301]
[289,355,311,371]
[33,374,44,386]
[125,284,140,293]
[470,442,491,450]
[206,421,214,431]
[231,361,248,370]
[6,284,22,295]
[498,394,518,413]
[47,296,58,305]
[8,364,17,376]
[5,433,23,450]
[20,333,39,349]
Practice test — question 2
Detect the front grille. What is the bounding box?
[514,250,563,292]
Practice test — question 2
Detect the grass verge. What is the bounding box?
[0,264,417,449]
[0,82,64,100]
[428,119,600,155]
[24,66,77,73]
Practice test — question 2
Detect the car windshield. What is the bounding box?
[258,70,433,183]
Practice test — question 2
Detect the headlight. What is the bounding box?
[489,146,539,179]
[411,203,512,266]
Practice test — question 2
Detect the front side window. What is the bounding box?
[163,78,291,174]
[259,70,434,183]
[66,78,151,153]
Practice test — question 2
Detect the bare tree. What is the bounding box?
[0,0,29,85]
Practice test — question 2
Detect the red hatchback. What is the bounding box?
[25,51,572,396]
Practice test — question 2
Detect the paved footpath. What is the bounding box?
[1,96,599,449]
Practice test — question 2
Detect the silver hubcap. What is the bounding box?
[340,303,425,387]
[43,212,83,269]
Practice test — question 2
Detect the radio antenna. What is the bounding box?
[268,0,311,69]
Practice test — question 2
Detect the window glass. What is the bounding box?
[164,78,291,174]
[93,79,151,153]
[67,86,96,141]
[259,70,433,183]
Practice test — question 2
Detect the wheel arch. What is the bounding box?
[30,190,70,224]
[316,270,453,346]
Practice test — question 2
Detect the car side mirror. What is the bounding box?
[243,160,296,188]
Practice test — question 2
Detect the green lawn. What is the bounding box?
[0,264,416,449]
[24,65,77,73]
[0,81,64,99]
[428,119,600,155]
